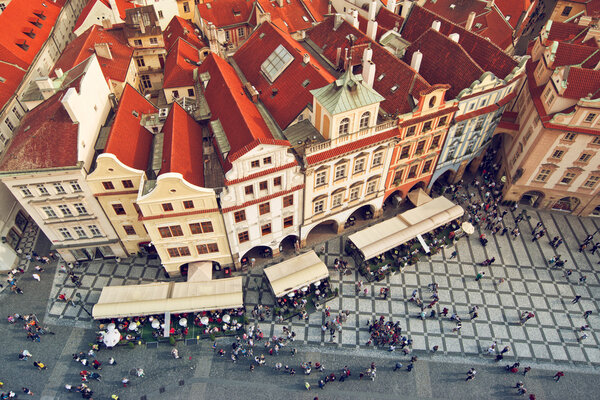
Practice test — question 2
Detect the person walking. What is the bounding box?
[449,250,457,259]
[577,333,588,342]
[475,271,485,281]
[583,310,592,319]
[553,371,564,382]
[465,368,476,381]
[523,366,531,376]
[572,295,582,304]
[394,362,403,371]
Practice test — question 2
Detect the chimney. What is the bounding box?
[466,11,476,31]
[35,77,56,100]
[486,0,495,8]
[410,50,423,73]
[449,33,460,43]
[387,0,397,13]
[367,20,378,41]
[303,53,310,64]
[108,0,122,23]
[336,47,342,66]
[334,13,344,30]
[352,10,359,29]
[101,19,113,29]
[54,68,63,78]
[61,87,79,124]
[328,1,332,14]
[94,43,113,60]
[362,46,375,88]
[401,0,412,19]
[277,0,283,7]
[368,0,377,21]
[431,20,441,31]
[579,15,593,26]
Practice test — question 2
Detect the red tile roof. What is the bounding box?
[233,22,335,129]
[160,102,205,187]
[104,84,157,170]
[0,0,63,70]
[495,0,537,30]
[52,25,133,83]
[74,0,138,31]
[307,16,431,115]
[163,16,208,52]
[162,38,200,89]
[562,66,600,99]
[300,0,329,20]
[198,53,288,166]
[403,28,485,99]
[546,21,589,43]
[256,0,319,33]
[0,63,27,112]
[198,0,256,28]
[402,5,517,79]
[357,7,405,41]
[550,41,600,68]
[0,88,78,171]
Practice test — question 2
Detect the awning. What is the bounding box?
[348,196,464,261]
[92,277,243,319]
[264,250,329,298]
[187,261,213,282]
[407,188,432,206]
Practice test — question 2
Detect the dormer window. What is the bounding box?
[33,11,46,20]
[339,118,350,135]
[23,30,36,39]
[29,18,42,28]
[16,40,29,51]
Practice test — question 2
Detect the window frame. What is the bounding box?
[112,203,126,215]
[234,210,246,223]
[258,202,270,215]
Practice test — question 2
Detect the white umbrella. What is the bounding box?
[462,222,475,235]
[222,314,231,323]
[314,281,321,287]
[287,293,295,298]
[201,316,209,325]
[301,286,308,292]
[102,329,121,348]
[128,323,138,331]
[151,319,160,329]
[179,318,187,327]
[107,323,116,330]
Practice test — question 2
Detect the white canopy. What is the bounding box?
[187,261,213,282]
[348,196,464,261]
[92,277,243,319]
[264,250,329,298]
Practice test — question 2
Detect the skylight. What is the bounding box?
[261,44,294,83]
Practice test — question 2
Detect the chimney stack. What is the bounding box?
[334,13,344,30]
[352,10,359,29]
[449,33,460,43]
[61,87,80,124]
[466,11,476,31]
[94,43,113,60]
[362,46,376,88]
[387,0,397,13]
[431,20,441,31]
[401,0,412,19]
[410,50,423,73]
[54,68,63,78]
[303,53,310,64]
[108,0,123,23]
[367,20,378,41]
[101,19,113,30]
[277,0,284,7]
[368,0,377,21]
[35,77,56,100]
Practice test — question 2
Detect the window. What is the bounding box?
[158,227,171,238]
[408,164,418,179]
[438,116,447,127]
[150,37,159,44]
[183,200,194,209]
[546,93,555,105]
[584,175,600,189]
[455,124,464,137]
[37,185,48,195]
[122,180,134,188]
[20,186,32,197]
[422,159,433,174]
[400,145,410,159]
[123,225,136,235]
[187,88,195,97]
[372,152,383,167]
[189,222,213,234]
[261,223,272,236]
[201,221,214,233]
[134,56,145,67]
[141,75,151,88]
[332,192,343,207]
[4,118,14,131]
[12,107,22,120]
[579,153,592,163]
[157,11,163,19]
[259,181,268,191]
[283,216,294,228]
[592,137,600,145]
[189,223,202,234]
[354,158,365,174]
[261,44,294,82]
[283,195,293,207]
[58,228,72,240]
[238,231,250,243]
[73,203,87,215]
[167,247,190,258]
[560,172,576,185]
[172,90,179,98]
[134,39,142,46]
[225,30,231,41]
[349,186,360,201]
[274,177,281,186]
[415,140,426,155]
[259,202,270,215]
[406,126,416,137]
[466,142,474,154]
[183,2,190,12]
[197,243,219,254]
[88,225,102,237]
[73,226,87,238]
[58,205,73,217]
[162,203,173,211]
[446,147,456,161]
[524,127,533,144]
[393,169,404,184]
[314,199,325,214]
[366,180,377,194]
[234,210,246,222]
[334,164,346,180]
[112,204,126,215]
[561,6,572,16]
[535,168,551,182]
[54,183,66,194]
[339,118,350,135]
[422,121,432,132]
[263,157,272,165]
[551,149,565,159]
[564,132,577,141]
[102,181,115,190]
[70,181,82,192]
[359,112,370,129]
[42,206,57,218]
[430,135,441,150]
[245,185,254,195]
[315,171,327,186]
[585,113,597,123]
[0,4,5,11]
[238,27,245,38]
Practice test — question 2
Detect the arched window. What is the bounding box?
[338,118,350,135]
[359,112,370,130]
[429,96,437,108]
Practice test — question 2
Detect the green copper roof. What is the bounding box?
[310,70,385,115]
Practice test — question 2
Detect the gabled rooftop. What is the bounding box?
[255,0,324,34]
[160,102,205,187]
[233,21,335,129]
[74,0,139,32]
[197,0,256,28]
[52,24,133,83]
[163,16,207,52]
[104,84,157,171]
[560,66,600,99]
[544,20,591,43]
[163,38,200,89]
[124,5,162,38]
[0,63,27,111]
[548,40,600,68]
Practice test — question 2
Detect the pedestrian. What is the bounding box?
[304,382,310,390]
[497,277,506,286]
[583,310,592,319]
[523,366,531,376]
[394,362,403,371]
[577,333,588,342]
[32,273,41,282]
[121,377,129,387]
[33,361,46,370]
[501,346,510,355]
[108,357,116,365]
[431,345,439,353]
[572,295,581,304]
[553,371,564,382]
[465,368,476,381]
[579,275,587,284]
[406,363,414,372]
[518,387,528,395]
[22,387,33,396]
[450,250,457,259]
[475,271,485,281]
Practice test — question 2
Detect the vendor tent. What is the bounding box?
[348,196,464,261]
[407,188,432,207]
[264,250,329,298]
[91,277,243,319]
[187,261,213,282]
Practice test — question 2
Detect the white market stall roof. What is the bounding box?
[264,250,329,298]
[0,243,19,273]
[348,196,464,261]
[91,277,243,319]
